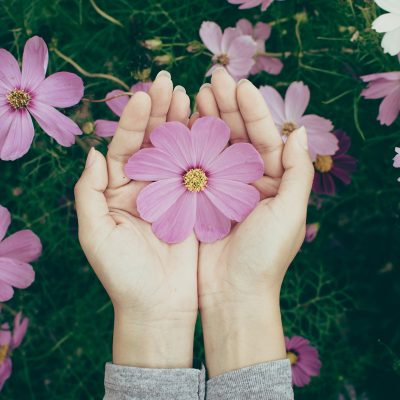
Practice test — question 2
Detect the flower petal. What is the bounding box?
[361,79,399,99]
[0,257,35,289]
[208,143,264,183]
[194,192,231,243]
[152,191,197,244]
[252,55,283,76]
[0,280,14,302]
[137,178,186,222]
[21,36,48,91]
[105,89,129,117]
[378,87,400,125]
[0,49,21,90]
[35,72,84,108]
[11,312,28,349]
[0,358,12,391]
[299,114,334,134]
[254,22,271,41]
[375,0,400,14]
[0,206,11,242]
[28,101,82,146]
[227,35,257,61]
[227,58,255,80]
[221,28,244,54]
[381,27,400,56]
[373,13,400,33]
[0,230,42,263]
[94,120,118,137]
[236,19,253,36]
[285,81,310,122]
[307,131,339,161]
[199,21,222,55]
[131,82,152,93]
[259,85,285,126]
[291,364,312,387]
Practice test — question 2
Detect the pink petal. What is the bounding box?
[285,81,310,122]
[361,72,400,82]
[0,49,21,90]
[150,122,195,170]
[285,335,309,350]
[381,27,400,56]
[105,89,129,117]
[236,19,253,36]
[307,131,339,161]
[0,257,35,289]
[208,143,264,182]
[131,81,152,93]
[291,364,311,387]
[361,79,398,99]
[205,179,260,222]
[137,178,186,222]
[0,358,12,391]
[259,85,285,125]
[21,36,48,91]
[152,191,197,244]
[0,323,11,345]
[35,72,84,108]
[11,312,28,349]
[378,88,400,125]
[299,114,334,134]
[194,192,231,242]
[227,35,257,61]
[0,280,14,302]
[0,205,11,242]
[199,22,222,55]
[191,116,230,168]
[227,58,255,80]
[125,148,183,181]
[254,22,271,41]
[28,101,82,146]
[0,110,34,161]
[94,120,118,137]
[0,230,42,263]
[252,55,283,75]
[221,28,244,54]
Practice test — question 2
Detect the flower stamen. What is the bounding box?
[0,344,9,363]
[7,89,31,110]
[287,351,298,365]
[314,155,333,173]
[215,54,230,66]
[282,122,297,136]
[183,168,208,192]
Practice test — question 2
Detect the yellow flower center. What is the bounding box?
[314,155,333,173]
[0,344,9,364]
[282,122,297,136]
[183,168,208,192]
[7,89,31,110]
[216,54,230,66]
[287,351,298,365]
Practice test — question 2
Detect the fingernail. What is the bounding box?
[295,126,308,150]
[85,147,96,169]
[212,66,226,74]
[200,83,212,90]
[237,79,250,86]
[156,70,171,79]
[173,85,186,93]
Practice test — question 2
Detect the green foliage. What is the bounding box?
[0,0,399,398]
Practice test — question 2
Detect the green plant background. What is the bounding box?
[0,0,399,399]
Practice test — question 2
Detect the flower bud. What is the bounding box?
[154,54,173,66]
[142,38,163,50]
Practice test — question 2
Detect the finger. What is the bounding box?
[273,127,314,218]
[211,68,249,143]
[237,79,284,178]
[196,84,220,117]
[107,91,151,189]
[143,70,173,145]
[75,148,115,244]
[253,176,281,199]
[167,86,190,124]
[188,112,200,128]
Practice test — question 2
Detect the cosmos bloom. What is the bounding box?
[0,36,84,161]
[95,81,152,137]
[361,72,400,126]
[372,0,400,56]
[236,19,283,76]
[305,223,320,243]
[259,82,338,160]
[285,335,321,387]
[125,116,264,244]
[227,0,274,11]
[0,313,29,390]
[199,21,257,80]
[393,147,400,167]
[312,130,357,196]
[0,205,41,301]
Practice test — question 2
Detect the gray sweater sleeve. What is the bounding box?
[104,359,293,400]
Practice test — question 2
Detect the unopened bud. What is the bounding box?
[82,121,94,135]
[154,54,173,66]
[142,38,163,50]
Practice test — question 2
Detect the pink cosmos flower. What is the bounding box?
[0,312,29,390]
[236,19,283,76]
[0,36,84,161]
[285,335,321,387]
[393,147,400,167]
[199,21,257,80]
[312,130,357,196]
[125,116,264,244]
[305,223,320,243]
[0,205,41,301]
[228,0,274,11]
[259,82,339,161]
[361,72,400,126]
[95,81,152,137]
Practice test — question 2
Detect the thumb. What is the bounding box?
[276,126,314,218]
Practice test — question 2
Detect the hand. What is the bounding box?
[195,68,314,376]
[74,72,197,368]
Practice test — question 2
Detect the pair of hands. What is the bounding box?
[74,68,314,377]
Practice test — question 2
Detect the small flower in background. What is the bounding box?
[312,130,357,196]
[372,0,400,56]
[285,335,321,387]
[305,223,320,243]
[142,38,163,50]
[259,81,339,160]
[199,21,256,80]
[124,116,264,244]
[227,0,274,12]
[393,147,400,167]
[236,19,283,76]
[154,54,174,66]
[0,205,41,301]
[338,383,369,400]
[0,36,84,161]
[95,81,152,137]
[361,72,400,126]
[0,312,29,390]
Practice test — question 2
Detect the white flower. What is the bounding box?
[372,0,400,56]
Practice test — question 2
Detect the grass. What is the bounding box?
[0,0,400,398]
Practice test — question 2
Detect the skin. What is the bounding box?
[74,68,314,375]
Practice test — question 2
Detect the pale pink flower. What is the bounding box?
[372,0,400,56]
[0,36,84,160]
[393,147,400,167]
[259,82,339,161]
[125,116,264,244]
[228,0,274,11]
[199,21,256,80]
[236,19,283,76]
[0,313,29,390]
[305,223,320,243]
[0,205,41,301]
[361,72,400,126]
[95,82,152,137]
